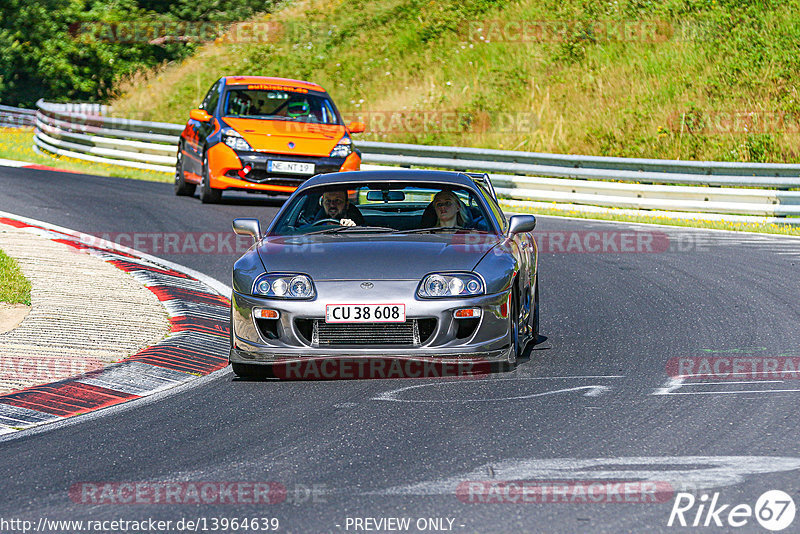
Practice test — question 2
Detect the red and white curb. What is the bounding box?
[0,212,232,435]
[0,157,84,174]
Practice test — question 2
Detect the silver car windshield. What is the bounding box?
[271,184,494,236]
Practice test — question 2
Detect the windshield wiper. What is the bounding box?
[306,225,397,235]
[394,226,464,234]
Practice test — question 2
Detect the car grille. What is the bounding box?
[225,170,307,185]
[310,319,436,346]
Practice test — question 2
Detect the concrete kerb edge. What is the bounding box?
[0,210,233,436]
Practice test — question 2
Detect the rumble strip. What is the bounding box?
[0,215,230,435]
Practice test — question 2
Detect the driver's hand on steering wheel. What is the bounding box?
[340,218,356,227]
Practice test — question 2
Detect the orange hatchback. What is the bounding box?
[175,76,364,203]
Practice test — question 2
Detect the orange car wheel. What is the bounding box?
[199,150,223,204]
[174,146,197,196]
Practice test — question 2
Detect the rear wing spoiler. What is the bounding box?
[463,172,498,202]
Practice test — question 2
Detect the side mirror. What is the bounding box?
[233,218,262,242]
[190,108,212,122]
[348,121,366,134]
[507,214,536,236]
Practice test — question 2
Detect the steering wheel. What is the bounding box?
[311,218,341,226]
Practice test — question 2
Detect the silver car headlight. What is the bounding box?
[221,128,252,152]
[253,273,315,299]
[417,273,484,298]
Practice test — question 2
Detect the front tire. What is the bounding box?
[199,151,222,204]
[174,147,196,196]
[506,288,520,366]
[532,277,540,345]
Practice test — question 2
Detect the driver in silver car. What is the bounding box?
[314,190,365,227]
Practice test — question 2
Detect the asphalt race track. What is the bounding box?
[2,166,800,533]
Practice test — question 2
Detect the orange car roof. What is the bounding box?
[222,76,325,92]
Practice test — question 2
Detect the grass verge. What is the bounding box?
[0,128,172,183]
[111,0,800,163]
[0,249,32,306]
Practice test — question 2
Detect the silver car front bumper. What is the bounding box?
[230,279,513,365]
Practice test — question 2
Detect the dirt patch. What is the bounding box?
[0,303,30,334]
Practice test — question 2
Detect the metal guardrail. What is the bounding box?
[0,104,36,128]
[31,100,800,219]
[34,100,179,173]
[357,141,800,178]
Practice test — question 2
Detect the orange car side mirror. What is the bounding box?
[348,121,366,134]
[190,108,212,122]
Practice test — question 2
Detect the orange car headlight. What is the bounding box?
[329,134,352,158]
[221,128,252,152]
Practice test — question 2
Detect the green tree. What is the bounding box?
[0,0,276,107]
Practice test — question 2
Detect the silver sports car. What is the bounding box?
[229,169,538,378]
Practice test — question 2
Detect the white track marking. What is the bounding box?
[653,376,800,396]
[680,380,785,386]
[373,456,800,496]
[372,379,614,403]
[0,404,59,426]
[652,377,684,395]
[0,158,33,167]
[491,375,625,380]
[680,372,794,378]
[659,388,800,395]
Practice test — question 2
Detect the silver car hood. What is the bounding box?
[256,233,501,280]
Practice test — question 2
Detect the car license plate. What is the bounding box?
[325,304,406,323]
[268,160,315,175]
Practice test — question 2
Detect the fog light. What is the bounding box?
[454,307,482,319]
[237,164,252,179]
[254,308,279,319]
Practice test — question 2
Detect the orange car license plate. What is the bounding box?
[268,160,315,174]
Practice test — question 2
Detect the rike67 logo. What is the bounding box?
[668,490,796,531]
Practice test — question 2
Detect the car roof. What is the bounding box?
[222,76,326,93]
[299,170,479,190]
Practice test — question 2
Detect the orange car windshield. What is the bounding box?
[223,89,342,125]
